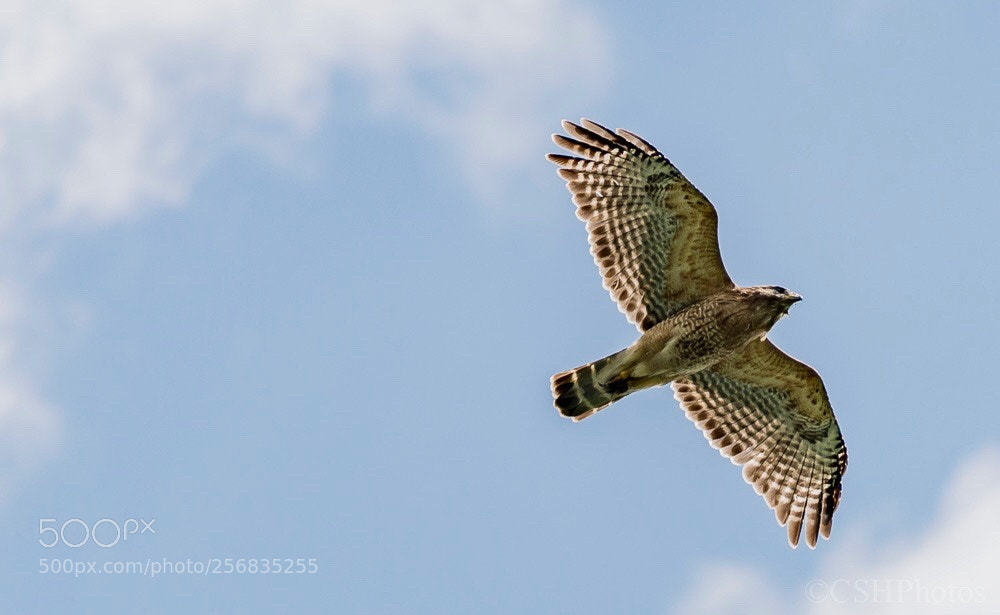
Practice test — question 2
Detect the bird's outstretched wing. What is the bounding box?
[672,340,847,548]
[548,119,734,331]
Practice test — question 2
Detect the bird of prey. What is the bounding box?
[548,119,847,548]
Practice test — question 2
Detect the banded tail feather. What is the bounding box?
[551,349,630,421]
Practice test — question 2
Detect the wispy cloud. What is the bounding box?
[672,446,1000,614]
[672,563,783,615]
[0,0,609,496]
[0,0,609,227]
[0,280,61,499]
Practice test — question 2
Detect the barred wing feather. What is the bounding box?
[548,119,734,331]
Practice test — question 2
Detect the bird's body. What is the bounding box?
[553,286,802,420]
[548,119,847,548]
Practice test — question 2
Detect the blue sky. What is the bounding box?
[2,1,1000,613]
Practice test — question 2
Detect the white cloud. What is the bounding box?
[0,0,608,498]
[673,445,1000,614]
[672,564,784,615]
[0,0,609,226]
[0,281,62,499]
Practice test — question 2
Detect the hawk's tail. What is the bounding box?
[551,349,631,421]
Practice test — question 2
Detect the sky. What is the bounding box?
[2,1,1000,613]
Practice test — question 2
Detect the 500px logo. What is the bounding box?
[39,518,156,548]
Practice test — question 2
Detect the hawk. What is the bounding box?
[548,119,847,548]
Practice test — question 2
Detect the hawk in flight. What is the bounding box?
[548,120,847,548]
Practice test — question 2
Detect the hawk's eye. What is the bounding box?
[771,286,787,294]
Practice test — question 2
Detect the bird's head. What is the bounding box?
[747,285,803,327]
[761,285,803,306]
